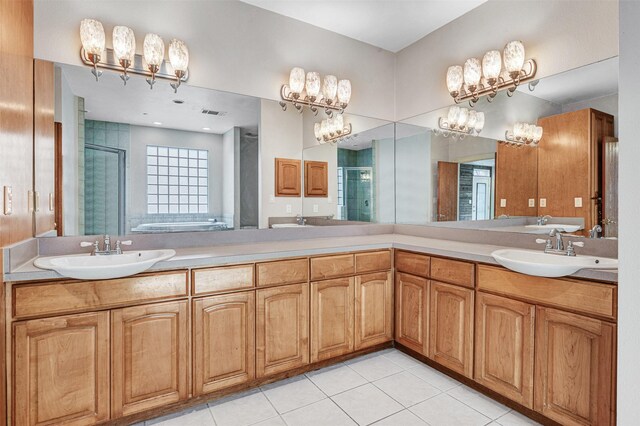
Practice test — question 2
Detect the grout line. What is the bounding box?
[445,386,511,421]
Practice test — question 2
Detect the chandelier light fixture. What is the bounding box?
[280,67,351,116]
[79,19,189,91]
[446,40,537,106]
[314,115,352,143]
[433,106,485,140]
[503,122,543,146]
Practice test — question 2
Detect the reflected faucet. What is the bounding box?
[589,224,603,239]
[537,215,553,226]
[296,214,306,226]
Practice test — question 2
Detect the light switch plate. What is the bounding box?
[574,197,583,207]
[313,204,319,213]
[3,186,12,215]
[500,199,506,208]
[528,198,535,207]
[286,204,292,213]
[540,198,547,208]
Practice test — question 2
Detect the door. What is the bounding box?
[256,283,309,377]
[437,161,458,221]
[429,281,474,378]
[475,292,535,408]
[84,144,126,236]
[534,307,614,426]
[275,158,301,196]
[602,136,618,237]
[193,292,255,396]
[355,271,393,350]
[395,272,429,355]
[472,174,492,220]
[304,160,328,197]
[111,301,189,417]
[311,277,354,362]
[14,312,110,426]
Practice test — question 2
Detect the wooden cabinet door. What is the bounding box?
[14,312,110,426]
[534,307,614,426]
[111,301,188,417]
[256,283,309,377]
[429,281,474,378]
[193,292,255,396]
[355,271,393,350]
[304,160,328,197]
[311,277,354,362]
[395,272,429,355]
[275,158,301,197]
[475,292,535,408]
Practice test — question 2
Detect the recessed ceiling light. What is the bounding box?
[202,127,211,131]
[153,121,162,125]
[142,112,148,115]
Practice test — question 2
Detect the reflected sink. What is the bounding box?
[271,224,315,228]
[525,224,581,233]
[34,249,176,280]
[491,249,617,278]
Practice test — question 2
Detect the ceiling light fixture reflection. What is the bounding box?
[314,115,352,144]
[433,106,485,140]
[503,122,543,146]
[280,67,351,116]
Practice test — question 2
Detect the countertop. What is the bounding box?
[5,233,618,283]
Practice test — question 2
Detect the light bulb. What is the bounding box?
[456,107,469,129]
[533,125,543,142]
[482,50,502,84]
[113,26,135,63]
[466,110,478,131]
[80,18,105,56]
[504,40,525,76]
[513,122,526,140]
[314,122,322,140]
[322,75,338,103]
[168,39,189,72]
[289,67,305,95]
[143,33,164,67]
[463,58,481,90]
[337,79,352,105]
[334,115,344,134]
[446,65,463,96]
[474,112,485,132]
[321,119,329,138]
[447,106,460,127]
[305,72,321,99]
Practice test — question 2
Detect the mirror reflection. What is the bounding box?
[396,57,618,237]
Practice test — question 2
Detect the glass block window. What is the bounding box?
[337,167,344,206]
[146,145,208,214]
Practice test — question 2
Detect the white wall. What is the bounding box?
[617,1,640,423]
[302,143,338,218]
[395,132,431,224]
[374,138,395,223]
[395,0,618,120]
[34,0,396,121]
[128,125,224,218]
[222,127,239,227]
[259,99,303,228]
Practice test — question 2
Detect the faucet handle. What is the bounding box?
[80,241,94,248]
[571,241,585,248]
[118,240,133,246]
[535,239,547,244]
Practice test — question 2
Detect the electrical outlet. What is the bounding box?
[574,197,583,208]
[540,198,547,208]
[500,199,506,208]
[313,204,319,213]
[3,186,12,215]
[286,204,292,213]
[528,198,535,207]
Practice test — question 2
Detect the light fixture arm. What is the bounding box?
[280,84,347,114]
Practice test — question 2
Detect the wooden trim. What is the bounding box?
[192,264,254,295]
[256,258,309,287]
[54,121,63,236]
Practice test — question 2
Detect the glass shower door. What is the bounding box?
[344,167,373,222]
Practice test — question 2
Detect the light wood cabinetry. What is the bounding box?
[304,160,328,197]
[534,307,614,426]
[275,158,301,197]
[429,281,474,378]
[495,142,538,218]
[111,301,189,417]
[13,312,110,426]
[311,277,354,362]
[475,292,535,408]
[192,264,253,295]
[355,271,393,350]
[310,253,355,280]
[395,272,428,355]
[256,258,308,287]
[256,283,309,377]
[430,257,475,288]
[355,250,391,274]
[395,250,430,277]
[193,292,255,396]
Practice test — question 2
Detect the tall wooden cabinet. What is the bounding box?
[494,142,538,218]
[111,301,189,417]
[13,312,110,426]
[193,292,255,396]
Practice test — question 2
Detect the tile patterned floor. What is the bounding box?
[144,349,541,426]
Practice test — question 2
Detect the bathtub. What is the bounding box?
[130,221,229,233]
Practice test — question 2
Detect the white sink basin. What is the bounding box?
[34,249,176,280]
[271,224,315,228]
[491,249,617,278]
[525,224,582,233]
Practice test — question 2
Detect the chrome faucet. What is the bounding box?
[589,224,603,239]
[81,235,132,256]
[296,214,306,226]
[536,229,584,256]
[549,228,564,251]
[537,215,553,226]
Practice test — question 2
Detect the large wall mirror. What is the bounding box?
[396,57,618,237]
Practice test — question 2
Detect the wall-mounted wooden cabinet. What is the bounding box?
[304,160,328,197]
[275,158,301,197]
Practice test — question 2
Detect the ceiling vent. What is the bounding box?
[201,108,227,116]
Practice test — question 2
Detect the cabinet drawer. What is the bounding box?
[257,258,308,287]
[395,251,430,278]
[192,264,254,295]
[477,265,616,320]
[310,254,355,280]
[355,250,391,274]
[430,257,475,288]
[13,271,188,319]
